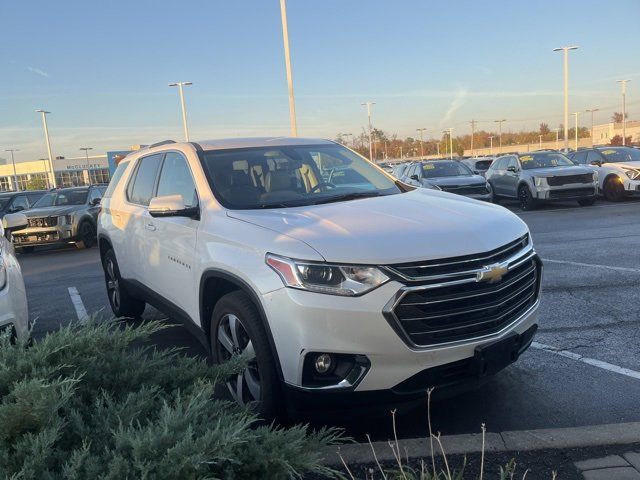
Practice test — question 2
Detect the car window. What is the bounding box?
[26,193,44,206]
[33,190,89,207]
[491,158,505,170]
[519,152,575,170]
[128,154,163,206]
[571,151,588,165]
[422,161,473,178]
[597,147,640,163]
[156,152,198,208]
[0,197,10,210]
[103,160,129,199]
[506,157,518,170]
[587,151,604,165]
[88,188,102,204]
[10,195,29,211]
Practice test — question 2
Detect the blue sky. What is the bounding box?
[1,0,639,161]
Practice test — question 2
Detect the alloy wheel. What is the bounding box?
[216,314,261,406]
[105,258,120,311]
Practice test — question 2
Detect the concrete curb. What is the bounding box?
[323,422,640,466]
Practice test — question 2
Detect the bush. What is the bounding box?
[0,320,342,479]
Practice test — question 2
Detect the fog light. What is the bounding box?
[314,353,332,373]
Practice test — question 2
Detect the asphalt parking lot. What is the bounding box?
[18,198,640,441]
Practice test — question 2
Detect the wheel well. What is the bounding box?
[517,181,531,192]
[200,276,241,342]
[98,236,112,261]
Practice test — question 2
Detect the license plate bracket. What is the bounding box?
[473,333,522,377]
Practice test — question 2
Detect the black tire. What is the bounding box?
[16,246,35,254]
[603,176,625,202]
[578,197,596,207]
[210,291,282,419]
[488,182,499,204]
[75,221,96,249]
[518,185,537,211]
[102,249,146,318]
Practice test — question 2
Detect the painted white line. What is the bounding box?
[541,258,640,274]
[68,286,89,323]
[532,341,640,380]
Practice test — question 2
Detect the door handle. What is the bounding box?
[145,222,156,232]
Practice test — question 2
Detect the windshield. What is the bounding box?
[201,144,401,209]
[598,147,640,163]
[520,152,575,170]
[422,161,473,178]
[475,160,493,170]
[33,190,88,208]
[0,197,10,210]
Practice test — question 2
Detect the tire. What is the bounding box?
[488,182,499,204]
[210,291,282,419]
[75,221,96,249]
[518,185,537,211]
[578,197,596,207]
[102,249,146,318]
[603,176,625,202]
[16,246,35,254]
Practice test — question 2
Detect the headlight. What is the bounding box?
[266,254,389,296]
[624,169,640,180]
[533,177,547,187]
[0,252,6,290]
[58,215,73,226]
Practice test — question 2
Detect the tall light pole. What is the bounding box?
[279,0,298,137]
[554,128,560,150]
[168,82,192,141]
[488,136,494,155]
[572,112,580,150]
[4,149,19,191]
[617,79,630,145]
[416,128,427,158]
[436,141,440,157]
[494,119,506,154]
[361,101,375,161]
[443,128,453,159]
[553,46,579,152]
[79,147,93,185]
[36,109,56,188]
[539,135,543,150]
[340,133,353,147]
[469,119,477,156]
[585,108,600,147]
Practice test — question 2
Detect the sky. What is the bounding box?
[1,0,639,162]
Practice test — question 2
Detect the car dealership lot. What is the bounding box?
[18,198,640,440]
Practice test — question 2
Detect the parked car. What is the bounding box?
[0,190,47,219]
[485,151,598,210]
[569,146,640,201]
[391,162,410,179]
[401,160,492,200]
[0,213,29,342]
[98,137,541,418]
[460,157,495,177]
[12,185,106,253]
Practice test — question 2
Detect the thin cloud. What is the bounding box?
[27,66,49,78]
[440,88,468,127]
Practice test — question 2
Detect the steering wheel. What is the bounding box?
[309,182,337,193]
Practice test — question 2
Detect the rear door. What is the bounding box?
[503,156,520,197]
[488,158,507,194]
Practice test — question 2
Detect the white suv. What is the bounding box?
[98,137,541,418]
[0,213,29,342]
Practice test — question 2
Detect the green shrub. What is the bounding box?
[0,320,342,479]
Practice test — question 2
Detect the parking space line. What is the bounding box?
[68,287,89,323]
[531,342,640,380]
[541,258,640,274]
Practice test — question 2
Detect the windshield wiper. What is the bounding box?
[310,191,384,205]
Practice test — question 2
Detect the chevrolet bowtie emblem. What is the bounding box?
[476,262,509,283]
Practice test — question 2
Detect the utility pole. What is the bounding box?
[470,119,476,156]
[416,128,427,158]
[616,79,630,145]
[36,109,57,188]
[168,82,192,141]
[361,101,376,161]
[443,128,454,159]
[494,119,506,154]
[573,112,580,150]
[4,149,19,191]
[488,136,494,156]
[539,135,543,150]
[554,128,560,150]
[553,46,579,152]
[279,0,298,136]
[585,108,600,147]
[436,141,440,157]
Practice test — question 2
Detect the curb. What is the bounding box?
[323,422,640,466]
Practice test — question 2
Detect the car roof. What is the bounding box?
[197,137,335,151]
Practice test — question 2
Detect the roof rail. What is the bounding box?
[148,140,176,149]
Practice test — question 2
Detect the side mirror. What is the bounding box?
[410,174,419,181]
[148,194,199,219]
[2,213,28,238]
[90,197,102,206]
[506,166,517,173]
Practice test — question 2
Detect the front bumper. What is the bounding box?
[12,224,78,247]
[534,183,598,201]
[0,267,29,342]
[622,178,640,196]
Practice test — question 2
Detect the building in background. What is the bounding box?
[592,121,640,145]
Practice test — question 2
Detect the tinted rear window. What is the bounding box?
[103,161,129,199]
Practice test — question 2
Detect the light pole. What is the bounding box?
[488,136,494,155]
[36,109,56,188]
[361,101,376,161]
[470,119,476,156]
[616,79,630,145]
[4,149,19,191]
[572,112,580,150]
[494,119,506,154]
[539,135,543,150]
[585,108,600,147]
[443,128,453,159]
[340,133,353,147]
[416,128,427,158]
[79,147,93,185]
[168,82,192,141]
[436,141,440,157]
[553,46,579,152]
[554,128,560,150]
[279,0,298,136]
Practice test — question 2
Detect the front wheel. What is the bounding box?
[211,291,282,419]
[75,222,96,249]
[578,197,596,207]
[518,185,537,211]
[603,177,625,202]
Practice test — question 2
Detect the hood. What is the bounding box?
[23,205,82,218]
[609,161,640,170]
[427,175,486,187]
[227,189,528,265]
[527,165,592,177]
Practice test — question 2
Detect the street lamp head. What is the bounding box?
[79,147,93,151]
[169,82,193,87]
[35,109,50,114]
[553,46,579,51]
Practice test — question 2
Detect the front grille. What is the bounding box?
[547,173,593,186]
[27,216,58,227]
[385,237,541,347]
[440,184,488,196]
[549,187,595,199]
